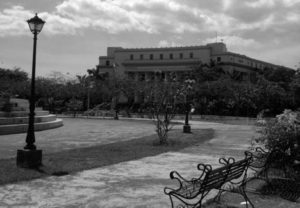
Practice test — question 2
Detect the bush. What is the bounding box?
[254,109,300,159]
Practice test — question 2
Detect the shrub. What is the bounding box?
[254,109,300,159]
[2,102,13,112]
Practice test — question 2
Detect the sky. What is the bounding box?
[0,0,300,77]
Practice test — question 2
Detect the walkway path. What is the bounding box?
[0,120,256,207]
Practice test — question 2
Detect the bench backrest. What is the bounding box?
[200,165,229,191]
[200,157,250,192]
[226,158,249,182]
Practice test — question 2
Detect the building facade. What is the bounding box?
[97,42,292,83]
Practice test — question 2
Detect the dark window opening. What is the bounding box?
[130,54,134,60]
[169,54,173,59]
[150,54,153,60]
[128,72,135,80]
[160,54,163,60]
[179,53,183,59]
[161,72,165,80]
[106,60,110,66]
[190,52,194,58]
[140,54,144,60]
[140,73,145,81]
[150,72,155,81]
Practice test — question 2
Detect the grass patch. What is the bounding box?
[0,128,213,185]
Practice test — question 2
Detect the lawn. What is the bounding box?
[0,128,214,185]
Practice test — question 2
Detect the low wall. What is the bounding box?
[0,119,63,135]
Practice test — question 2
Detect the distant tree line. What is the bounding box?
[1,65,299,117]
[189,65,300,117]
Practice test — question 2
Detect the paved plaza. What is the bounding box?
[0,118,281,207]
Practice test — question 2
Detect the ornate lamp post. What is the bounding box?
[183,79,195,133]
[17,13,45,168]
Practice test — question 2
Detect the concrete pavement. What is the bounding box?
[0,121,256,207]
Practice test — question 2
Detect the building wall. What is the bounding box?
[96,42,295,103]
[97,42,293,81]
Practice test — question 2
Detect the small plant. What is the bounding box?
[142,79,186,145]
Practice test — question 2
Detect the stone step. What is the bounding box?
[0,114,57,125]
[0,118,64,135]
[0,110,49,117]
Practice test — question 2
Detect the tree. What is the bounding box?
[140,78,186,145]
[0,67,28,81]
[189,64,298,117]
[65,98,83,117]
[107,73,137,119]
[290,69,300,109]
[0,67,29,98]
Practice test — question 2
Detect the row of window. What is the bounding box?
[127,71,191,82]
[218,56,267,69]
[130,52,194,60]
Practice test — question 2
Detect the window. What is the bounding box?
[128,72,135,80]
[189,52,194,58]
[160,54,163,60]
[169,53,173,59]
[217,57,221,62]
[150,54,153,60]
[130,54,134,60]
[161,72,165,80]
[106,60,110,66]
[150,72,155,81]
[140,54,144,60]
[179,53,183,59]
[139,73,145,81]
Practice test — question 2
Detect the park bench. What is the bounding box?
[246,147,273,183]
[247,147,300,202]
[247,147,296,183]
[164,152,254,208]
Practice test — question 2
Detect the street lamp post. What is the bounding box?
[16,13,45,168]
[183,79,195,133]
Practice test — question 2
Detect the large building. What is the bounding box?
[97,42,292,82]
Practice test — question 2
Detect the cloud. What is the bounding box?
[158,40,180,47]
[202,35,262,51]
[40,12,84,35]
[0,0,299,49]
[0,6,32,37]
[53,0,213,34]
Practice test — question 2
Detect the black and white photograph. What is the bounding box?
[0,0,299,207]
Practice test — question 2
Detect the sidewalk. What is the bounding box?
[0,120,298,207]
